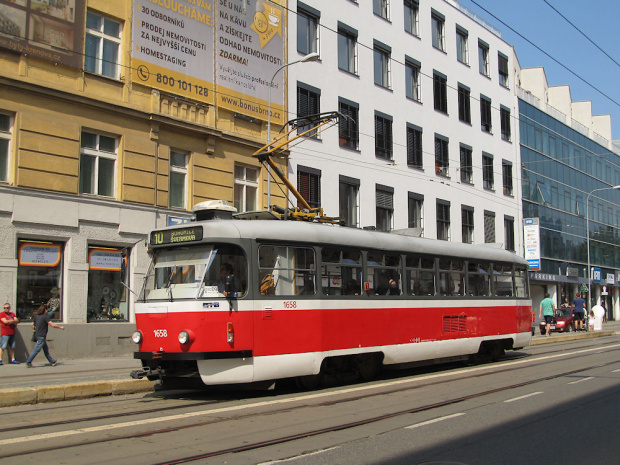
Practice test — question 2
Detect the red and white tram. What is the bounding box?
[131,201,532,389]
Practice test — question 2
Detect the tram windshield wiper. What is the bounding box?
[165,266,177,302]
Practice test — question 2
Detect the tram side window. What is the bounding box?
[514,266,529,297]
[367,252,402,296]
[493,264,514,297]
[438,258,465,296]
[405,255,436,296]
[258,245,315,296]
[322,248,363,296]
[467,262,491,296]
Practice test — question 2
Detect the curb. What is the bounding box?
[530,330,616,346]
[0,379,155,407]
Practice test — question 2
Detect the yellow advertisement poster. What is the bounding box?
[131,0,215,104]
[215,0,286,125]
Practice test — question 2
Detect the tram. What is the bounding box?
[130,200,532,389]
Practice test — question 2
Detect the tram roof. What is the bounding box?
[163,219,527,266]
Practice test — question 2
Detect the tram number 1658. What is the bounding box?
[154,329,168,337]
[283,301,297,309]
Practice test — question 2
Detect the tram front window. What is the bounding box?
[141,244,247,301]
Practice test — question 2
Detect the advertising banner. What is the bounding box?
[131,0,286,124]
[18,243,61,267]
[0,0,85,67]
[523,218,540,271]
[216,0,286,125]
[89,248,122,271]
[131,0,215,104]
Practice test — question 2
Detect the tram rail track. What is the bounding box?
[1,342,619,461]
[2,340,619,436]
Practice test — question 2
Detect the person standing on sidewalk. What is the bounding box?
[26,304,64,367]
[0,303,20,365]
[572,292,586,331]
[539,293,556,337]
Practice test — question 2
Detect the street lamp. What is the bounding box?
[586,185,620,312]
[266,52,320,208]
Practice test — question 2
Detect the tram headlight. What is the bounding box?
[178,330,191,345]
[132,331,143,344]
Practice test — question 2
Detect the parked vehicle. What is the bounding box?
[540,307,575,334]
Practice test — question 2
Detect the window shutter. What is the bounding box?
[376,189,393,209]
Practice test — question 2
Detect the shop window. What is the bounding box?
[16,240,63,320]
[87,246,128,322]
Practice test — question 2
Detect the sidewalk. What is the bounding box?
[1,322,619,407]
[0,355,154,407]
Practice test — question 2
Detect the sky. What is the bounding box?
[458,0,620,141]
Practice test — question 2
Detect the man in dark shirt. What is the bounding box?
[572,292,586,331]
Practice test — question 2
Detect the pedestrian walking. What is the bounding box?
[539,293,556,337]
[0,303,20,365]
[26,304,64,367]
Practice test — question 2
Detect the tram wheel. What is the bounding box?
[489,342,505,362]
[356,354,380,382]
[295,374,321,390]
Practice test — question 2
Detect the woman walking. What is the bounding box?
[26,305,64,367]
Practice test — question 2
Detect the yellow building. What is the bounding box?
[0,0,289,358]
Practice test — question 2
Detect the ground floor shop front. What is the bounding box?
[530,271,618,322]
[0,188,191,359]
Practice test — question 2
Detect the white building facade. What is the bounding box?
[286,0,522,254]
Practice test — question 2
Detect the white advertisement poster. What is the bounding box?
[523,218,540,271]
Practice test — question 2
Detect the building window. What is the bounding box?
[500,106,511,141]
[0,112,12,182]
[16,240,64,321]
[456,27,468,64]
[458,85,471,124]
[376,185,393,231]
[297,166,321,209]
[437,200,450,241]
[404,0,419,36]
[169,150,188,208]
[85,11,121,79]
[375,112,393,159]
[433,72,447,113]
[498,53,509,88]
[406,124,423,168]
[88,246,128,322]
[435,135,449,177]
[339,176,359,227]
[408,193,423,231]
[374,0,390,20]
[478,41,489,77]
[297,6,320,55]
[502,160,513,196]
[338,24,357,74]
[405,59,421,102]
[460,145,473,184]
[339,99,359,150]
[480,96,492,132]
[234,165,258,213]
[482,153,494,190]
[462,206,474,244]
[484,211,495,243]
[79,131,118,198]
[431,13,445,51]
[297,83,320,136]
[374,43,391,88]
[504,216,515,251]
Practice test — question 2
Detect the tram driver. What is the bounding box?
[218,263,240,297]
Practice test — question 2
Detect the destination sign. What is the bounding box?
[151,226,203,245]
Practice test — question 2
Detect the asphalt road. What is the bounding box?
[0,333,618,464]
